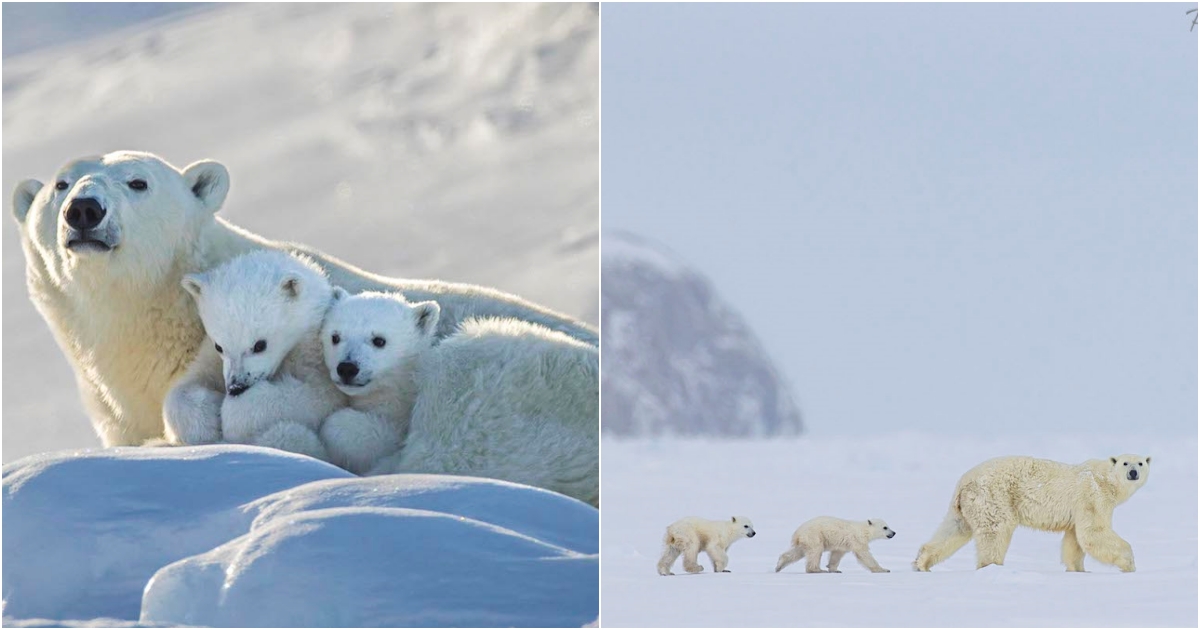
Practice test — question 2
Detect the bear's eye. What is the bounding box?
[1138,462,1143,466]
[372,336,386,348]
[331,334,340,345]
[214,343,222,354]
[128,179,148,191]
[1124,462,1129,466]
[253,340,267,353]
[55,180,69,191]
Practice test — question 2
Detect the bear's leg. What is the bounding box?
[1061,527,1086,572]
[852,546,890,573]
[705,544,730,573]
[682,540,704,574]
[973,524,1015,569]
[656,544,682,576]
[163,382,223,445]
[1076,524,1135,573]
[827,550,846,573]
[805,549,826,573]
[320,408,403,475]
[774,545,805,573]
[914,503,974,571]
[253,422,330,462]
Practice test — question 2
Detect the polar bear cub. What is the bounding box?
[318,288,440,474]
[657,516,756,576]
[165,250,346,460]
[914,454,1151,573]
[775,516,895,574]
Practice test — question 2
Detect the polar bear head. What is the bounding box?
[730,516,756,538]
[182,251,332,396]
[321,289,441,396]
[865,519,896,540]
[1109,454,1151,488]
[12,151,229,289]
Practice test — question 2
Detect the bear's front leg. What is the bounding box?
[706,544,730,572]
[320,408,403,475]
[163,382,223,445]
[221,375,324,443]
[853,547,890,573]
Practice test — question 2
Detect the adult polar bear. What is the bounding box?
[11,151,597,448]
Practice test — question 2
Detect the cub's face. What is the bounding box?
[1109,454,1151,488]
[866,519,895,540]
[731,516,756,538]
[11,151,229,287]
[321,289,440,396]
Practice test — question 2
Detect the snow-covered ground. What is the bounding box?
[600,434,1197,627]
[2,2,598,462]
[4,446,598,627]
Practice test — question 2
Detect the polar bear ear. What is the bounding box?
[867,519,873,526]
[331,286,349,302]
[1145,456,1151,464]
[413,301,441,336]
[281,274,303,300]
[182,160,230,214]
[181,273,206,300]
[12,179,43,224]
[731,516,737,523]
[1110,456,1118,465]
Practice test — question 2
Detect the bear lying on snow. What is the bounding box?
[775,516,895,574]
[914,454,1151,572]
[11,151,597,448]
[656,516,756,575]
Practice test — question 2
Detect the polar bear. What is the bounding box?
[913,454,1151,573]
[165,251,347,461]
[656,516,756,576]
[316,289,440,474]
[774,516,895,574]
[326,292,599,505]
[11,151,596,448]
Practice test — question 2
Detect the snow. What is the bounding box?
[2,2,598,462]
[3,445,598,627]
[600,433,1197,627]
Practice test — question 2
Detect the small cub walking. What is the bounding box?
[775,516,895,574]
[657,516,756,576]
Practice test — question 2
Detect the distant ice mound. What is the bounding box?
[3,446,598,627]
[602,231,803,437]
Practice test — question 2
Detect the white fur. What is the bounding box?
[359,312,599,506]
[913,454,1151,572]
[775,516,895,574]
[11,151,597,447]
[317,288,439,474]
[166,251,346,462]
[656,516,757,575]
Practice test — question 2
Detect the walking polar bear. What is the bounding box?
[775,516,895,574]
[11,151,596,447]
[656,516,756,575]
[914,454,1151,573]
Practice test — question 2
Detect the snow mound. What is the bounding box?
[3,445,598,627]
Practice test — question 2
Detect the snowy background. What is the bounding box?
[3,3,598,626]
[2,2,599,462]
[601,4,1196,627]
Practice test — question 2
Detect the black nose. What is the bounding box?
[1128,470,1138,480]
[64,197,106,231]
[888,531,896,538]
[227,383,248,397]
[337,361,359,380]
[748,531,756,537]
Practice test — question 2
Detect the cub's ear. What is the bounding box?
[181,273,206,300]
[281,274,303,300]
[182,160,230,214]
[1145,456,1152,464]
[331,286,349,302]
[868,519,873,526]
[12,179,43,224]
[413,301,441,336]
[1110,456,1118,465]
[731,516,737,523]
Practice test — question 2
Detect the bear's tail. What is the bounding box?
[912,490,972,572]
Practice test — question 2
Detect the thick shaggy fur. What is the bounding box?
[11,151,597,447]
[368,316,599,506]
[913,454,1151,573]
[775,517,895,574]
[318,289,439,475]
[656,516,756,575]
[165,251,346,462]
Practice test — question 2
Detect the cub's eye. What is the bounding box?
[1124,462,1129,466]
[214,343,223,354]
[1138,462,1143,466]
[128,179,148,191]
[55,180,69,191]
[331,334,341,345]
[253,340,267,353]
[372,337,386,348]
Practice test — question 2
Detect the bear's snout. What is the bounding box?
[747,531,756,538]
[64,197,107,231]
[227,383,249,397]
[337,361,360,382]
[1127,469,1138,481]
[887,531,896,538]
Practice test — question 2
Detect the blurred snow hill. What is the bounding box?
[3,446,598,627]
[2,3,598,461]
[601,231,803,437]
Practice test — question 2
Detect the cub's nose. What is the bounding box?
[64,197,106,231]
[748,531,756,538]
[227,383,248,397]
[1128,469,1139,481]
[337,361,359,381]
[887,531,896,538]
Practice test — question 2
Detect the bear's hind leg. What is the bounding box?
[973,524,1015,569]
[827,550,846,573]
[914,505,974,571]
[1061,527,1086,572]
[775,545,805,573]
[657,544,682,576]
[682,540,704,574]
[805,549,826,573]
